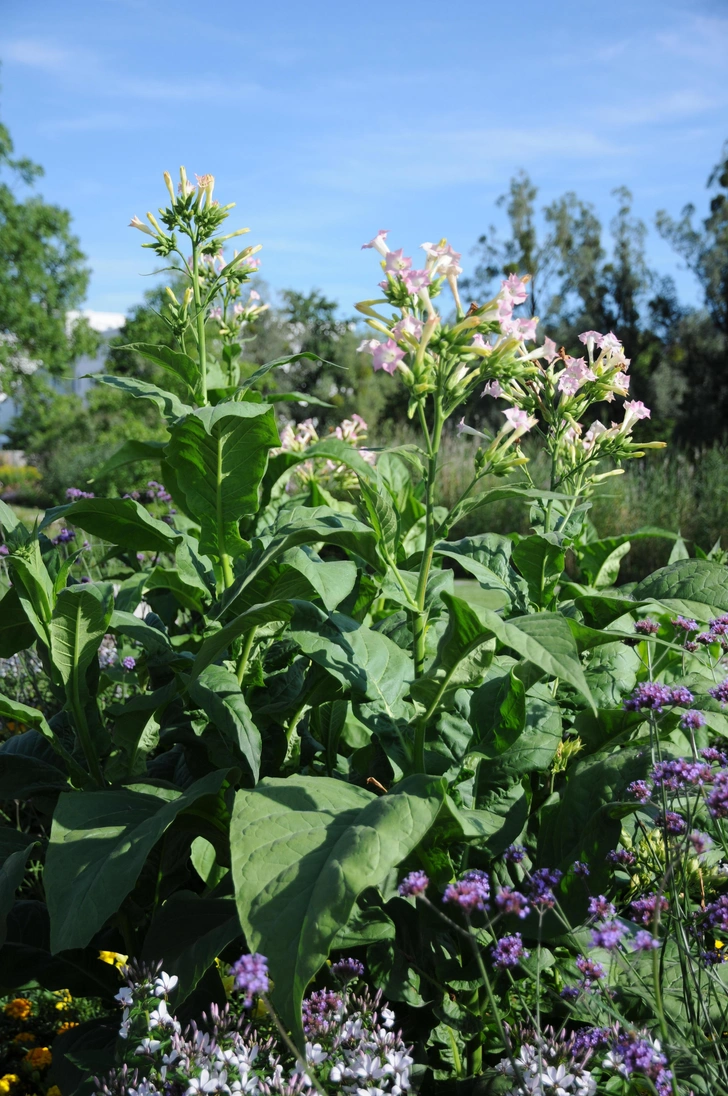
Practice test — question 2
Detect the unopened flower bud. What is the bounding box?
[129,215,154,236]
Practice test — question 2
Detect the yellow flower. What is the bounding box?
[0,1076,19,1096]
[24,1046,52,1070]
[47,1088,62,1096]
[3,999,32,1020]
[53,988,73,1010]
[98,950,128,970]
[13,1032,36,1044]
[715,939,724,949]
[56,1021,78,1035]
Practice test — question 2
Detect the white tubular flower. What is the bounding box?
[129,215,154,236]
[361,230,390,257]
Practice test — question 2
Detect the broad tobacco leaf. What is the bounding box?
[45,770,226,953]
[230,774,444,1042]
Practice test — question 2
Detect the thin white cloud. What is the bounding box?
[656,13,728,64]
[598,90,723,127]
[1,38,77,71]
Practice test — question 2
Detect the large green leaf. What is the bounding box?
[0,499,20,533]
[0,844,36,948]
[0,587,36,657]
[95,373,193,421]
[0,693,88,785]
[415,593,495,704]
[90,439,169,483]
[231,774,443,1040]
[479,609,594,709]
[289,604,414,708]
[166,402,279,559]
[471,683,562,788]
[512,533,565,609]
[142,893,240,1004]
[434,535,529,614]
[633,558,728,621]
[62,498,182,554]
[115,343,199,392]
[192,601,294,679]
[50,585,113,697]
[109,610,172,656]
[45,770,226,952]
[188,664,261,781]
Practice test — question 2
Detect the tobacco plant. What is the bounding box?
[2,170,728,1095]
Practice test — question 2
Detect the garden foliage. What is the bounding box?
[3,170,728,1096]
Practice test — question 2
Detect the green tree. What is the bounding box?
[0,102,96,398]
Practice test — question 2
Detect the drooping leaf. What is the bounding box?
[230,774,444,1040]
[0,844,36,947]
[62,498,182,554]
[45,770,227,952]
[115,343,199,392]
[289,603,414,708]
[166,402,279,559]
[188,664,262,781]
[89,439,169,483]
[94,373,193,421]
[50,584,113,693]
[633,558,728,621]
[0,587,36,657]
[512,533,565,609]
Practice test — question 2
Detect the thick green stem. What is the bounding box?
[236,626,257,685]
[191,243,208,406]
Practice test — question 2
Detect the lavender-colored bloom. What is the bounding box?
[709,679,728,706]
[707,773,728,818]
[607,848,636,868]
[669,685,694,706]
[398,871,429,898]
[443,870,490,912]
[633,618,659,636]
[588,895,616,920]
[590,920,625,950]
[527,867,562,909]
[302,988,343,1036]
[688,830,712,855]
[573,860,590,877]
[684,640,699,652]
[672,616,698,632]
[627,779,652,802]
[630,893,669,926]
[54,527,76,544]
[623,682,673,713]
[633,930,661,951]
[615,1032,671,1096]
[703,894,728,933]
[504,843,526,863]
[0,544,8,556]
[696,631,717,645]
[66,487,94,500]
[491,933,529,969]
[572,1028,611,1054]
[576,954,606,985]
[494,887,530,919]
[657,810,686,835]
[680,709,706,731]
[121,656,137,671]
[560,985,580,1001]
[231,952,269,1006]
[651,758,713,790]
[709,615,728,634]
[701,746,728,763]
[331,957,364,983]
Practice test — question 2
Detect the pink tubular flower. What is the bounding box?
[503,408,535,434]
[362,230,389,256]
[497,297,514,325]
[542,336,559,363]
[513,317,539,342]
[372,339,406,374]
[624,399,650,419]
[612,371,630,392]
[500,273,528,306]
[392,314,423,341]
[384,249,412,274]
[558,356,596,396]
[470,333,488,349]
[599,331,622,352]
[457,418,488,439]
[249,289,261,301]
[357,338,381,355]
[579,330,603,346]
[482,379,503,398]
[402,268,432,295]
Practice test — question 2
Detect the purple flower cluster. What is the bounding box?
[398,871,429,898]
[301,988,343,1037]
[623,682,693,713]
[575,954,606,989]
[615,1032,672,1096]
[491,933,529,969]
[590,920,626,950]
[681,709,707,730]
[494,886,530,919]
[121,656,137,671]
[672,615,698,632]
[630,893,669,927]
[66,487,94,500]
[627,779,652,802]
[504,843,526,863]
[703,894,728,933]
[634,617,659,636]
[331,957,364,983]
[588,895,616,920]
[527,867,562,909]
[573,860,590,877]
[707,771,728,818]
[53,527,76,545]
[230,952,269,1007]
[709,678,728,705]
[633,929,661,952]
[656,810,686,835]
[607,848,636,868]
[148,480,173,504]
[443,869,490,912]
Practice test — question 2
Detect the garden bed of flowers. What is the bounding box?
[2,169,728,1096]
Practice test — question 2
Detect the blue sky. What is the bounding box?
[1,0,726,319]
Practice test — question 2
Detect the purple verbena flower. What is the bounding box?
[623,682,673,713]
[573,861,590,877]
[590,921,626,950]
[443,870,490,912]
[231,952,269,1006]
[491,933,529,969]
[703,895,728,933]
[634,618,659,636]
[576,954,606,986]
[330,957,364,984]
[680,709,706,731]
[633,930,661,951]
[0,544,8,556]
[504,844,526,864]
[630,893,669,926]
[707,772,728,818]
[588,895,616,920]
[658,810,686,835]
[697,631,717,645]
[121,656,136,671]
[627,780,652,802]
[708,679,728,706]
[688,830,712,855]
[494,887,530,919]
[398,871,429,898]
[672,616,698,632]
[607,848,636,868]
[560,985,580,1001]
